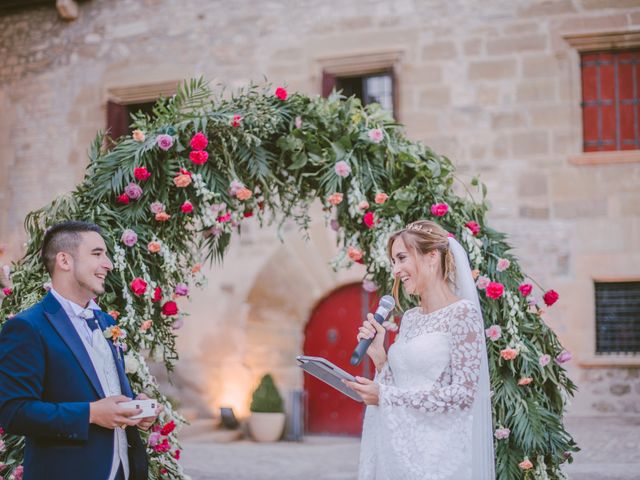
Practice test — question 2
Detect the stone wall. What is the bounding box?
[1,0,640,417]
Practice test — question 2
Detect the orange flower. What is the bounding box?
[108,310,120,320]
[518,377,533,386]
[328,193,343,206]
[148,241,161,253]
[140,320,153,332]
[132,129,145,142]
[174,174,192,188]
[518,459,533,470]
[347,246,363,262]
[110,326,122,341]
[374,192,389,204]
[155,212,171,222]
[191,263,202,273]
[471,269,480,280]
[236,187,252,201]
[500,348,518,361]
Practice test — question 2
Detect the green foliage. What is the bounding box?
[0,78,578,479]
[250,374,285,413]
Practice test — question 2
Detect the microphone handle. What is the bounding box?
[350,312,386,366]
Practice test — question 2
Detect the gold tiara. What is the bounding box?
[406,223,432,234]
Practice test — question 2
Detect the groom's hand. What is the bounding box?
[89,395,142,429]
[135,393,164,430]
[343,377,379,406]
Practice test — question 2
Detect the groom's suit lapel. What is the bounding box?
[42,292,106,398]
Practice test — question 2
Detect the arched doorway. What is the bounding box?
[303,283,377,436]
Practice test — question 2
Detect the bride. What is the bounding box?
[344,220,495,480]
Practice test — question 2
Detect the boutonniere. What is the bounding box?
[103,325,128,358]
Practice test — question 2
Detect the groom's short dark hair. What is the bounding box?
[41,221,102,275]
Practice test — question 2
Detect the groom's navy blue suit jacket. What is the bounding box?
[0,292,148,480]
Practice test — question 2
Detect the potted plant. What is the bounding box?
[248,374,286,442]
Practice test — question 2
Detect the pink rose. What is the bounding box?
[275,87,288,100]
[134,167,151,181]
[362,279,378,293]
[189,150,209,165]
[140,320,153,332]
[150,201,165,214]
[519,459,533,470]
[485,325,502,341]
[374,193,389,204]
[486,282,504,299]
[358,200,370,210]
[465,221,480,236]
[124,182,143,200]
[156,134,174,151]
[543,289,559,306]
[347,246,363,262]
[236,187,252,201]
[217,212,232,223]
[12,465,24,480]
[229,180,244,196]
[121,229,138,247]
[500,348,518,361]
[294,116,302,129]
[190,132,208,151]
[130,277,148,296]
[539,354,551,367]
[363,211,376,229]
[368,128,384,143]
[174,283,189,296]
[556,350,572,364]
[148,431,162,446]
[328,193,343,206]
[231,114,243,127]
[430,203,448,217]
[334,161,351,178]
[181,201,194,214]
[518,377,533,386]
[494,428,510,440]
[476,275,490,290]
[518,283,533,296]
[496,258,510,272]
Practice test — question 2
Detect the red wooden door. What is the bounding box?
[303,283,377,436]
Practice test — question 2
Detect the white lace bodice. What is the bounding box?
[358,299,483,480]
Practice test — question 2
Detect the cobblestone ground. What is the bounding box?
[179,416,640,480]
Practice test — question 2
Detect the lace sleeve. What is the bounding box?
[378,303,483,413]
[374,360,394,386]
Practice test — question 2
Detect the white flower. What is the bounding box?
[124,352,141,374]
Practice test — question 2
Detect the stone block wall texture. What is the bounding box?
[1,0,639,417]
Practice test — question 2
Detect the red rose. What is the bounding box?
[162,301,178,316]
[363,211,376,229]
[190,132,208,151]
[486,282,504,299]
[130,277,148,296]
[275,87,288,101]
[231,114,243,127]
[173,449,181,460]
[116,193,130,205]
[2,287,12,296]
[243,210,253,218]
[543,290,559,306]
[189,150,208,165]
[518,283,533,296]
[160,420,176,436]
[133,167,151,181]
[181,201,194,214]
[152,287,162,303]
[430,203,449,217]
[465,221,481,236]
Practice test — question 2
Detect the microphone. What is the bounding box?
[350,295,396,366]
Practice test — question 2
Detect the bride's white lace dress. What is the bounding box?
[358,299,483,480]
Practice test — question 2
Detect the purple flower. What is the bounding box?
[494,428,510,440]
[368,128,384,144]
[334,161,351,178]
[174,283,189,296]
[172,317,184,330]
[156,134,174,151]
[539,354,551,367]
[330,219,340,232]
[150,201,165,214]
[124,182,143,200]
[556,350,572,364]
[362,279,378,293]
[148,431,162,446]
[120,229,138,247]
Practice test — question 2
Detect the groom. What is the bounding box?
[0,221,158,480]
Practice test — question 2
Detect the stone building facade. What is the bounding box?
[1,0,639,422]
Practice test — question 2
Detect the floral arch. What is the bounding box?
[0,79,577,479]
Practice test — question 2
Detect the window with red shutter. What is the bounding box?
[581,49,640,152]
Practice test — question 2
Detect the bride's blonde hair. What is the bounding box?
[386,220,456,308]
